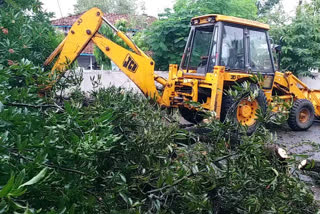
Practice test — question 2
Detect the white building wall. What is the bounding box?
[80,70,169,93]
[299,73,320,89]
[79,70,320,93]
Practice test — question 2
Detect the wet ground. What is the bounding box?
[274,121,320,201]
[276,121,320,159]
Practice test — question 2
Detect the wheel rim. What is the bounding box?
[236,98,259,126]
[299,108,310,124]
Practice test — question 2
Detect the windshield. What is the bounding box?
[249,30,273,73]
[182,26,215,74]
[221,25,244,70]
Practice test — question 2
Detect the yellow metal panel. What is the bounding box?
[191,14,270,30]
[263,89,273,102]
[168,64,178,81]
[161,70,176,106]
[214,67,225,118]
[223,72,252,81]
[92,33,165,105]
[192,80,199,102]
[51,7,103,72]
[273,72,289,87]
[206,66,225,117]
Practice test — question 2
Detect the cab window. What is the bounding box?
[207,26,219,72]
[188,26,214,73]
[249,30,273,73]
[221,25,244,70]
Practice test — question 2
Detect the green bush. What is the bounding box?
[0,0,62,66]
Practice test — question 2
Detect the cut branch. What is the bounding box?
[264,144,289,161]
[299,159,320,172]
[5,102,58,109]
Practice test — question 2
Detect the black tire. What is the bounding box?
[220,85,267,135]
[179,107,204,124]
[220,95,234,122]
[288,99,314,131]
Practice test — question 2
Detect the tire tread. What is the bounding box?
[288,99,314,131]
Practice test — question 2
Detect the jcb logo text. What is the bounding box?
[123,54,138,73]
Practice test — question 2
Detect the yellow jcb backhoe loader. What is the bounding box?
[44,7,320,134]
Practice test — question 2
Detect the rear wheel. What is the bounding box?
[220,86,267,135]
[288,99,314,131]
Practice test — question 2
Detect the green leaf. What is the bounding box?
[18,168,47,189]
[0,200,8,213]
[0,175,15,198]
[119,174,126,183]
[119,192,129,204]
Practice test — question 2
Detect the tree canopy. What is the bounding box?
[268,0,320,75]
[74,0,137,14]
[256,0,280,15]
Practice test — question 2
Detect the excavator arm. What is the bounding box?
[44,7,170,105]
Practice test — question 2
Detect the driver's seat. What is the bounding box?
[196,57,208,74]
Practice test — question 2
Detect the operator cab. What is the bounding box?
[180,14,275,87]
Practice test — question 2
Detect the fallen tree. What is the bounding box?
[0,60,318,213]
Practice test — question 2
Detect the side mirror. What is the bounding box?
[275,45,282,53]
[269,38,275,49]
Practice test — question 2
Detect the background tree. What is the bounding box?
[74,0,137,14]
[256,0,280,16]
[269,0,320,75]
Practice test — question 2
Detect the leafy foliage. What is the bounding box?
[256,0,280,15]
[0,0,62,66]
[269,0,320,76]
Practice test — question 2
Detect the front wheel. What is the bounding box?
[220,86,267,135]
[287,99,314,131]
